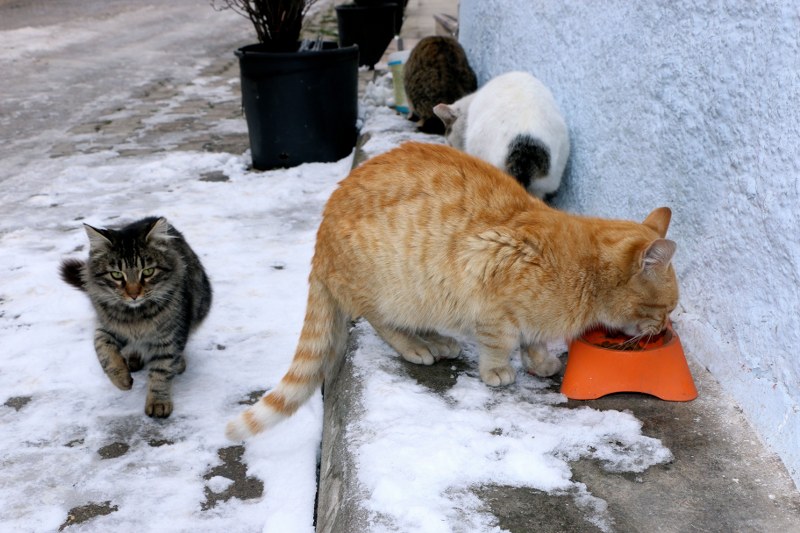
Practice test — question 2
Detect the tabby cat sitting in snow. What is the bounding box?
[226,143,678,440]
[60,217,212,418]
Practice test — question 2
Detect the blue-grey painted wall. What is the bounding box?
[459,0,800,487]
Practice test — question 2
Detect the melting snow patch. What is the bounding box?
[349,322,673,532]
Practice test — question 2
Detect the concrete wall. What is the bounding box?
[458,0,800,487]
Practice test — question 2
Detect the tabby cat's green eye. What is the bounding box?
[110,271,124,280]
[142,268,156,277]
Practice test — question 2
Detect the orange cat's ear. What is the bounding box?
[642,207,672,237]
[642,239,677,272]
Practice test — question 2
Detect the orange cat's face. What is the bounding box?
[609,256,678,337]
[596,208,679,338]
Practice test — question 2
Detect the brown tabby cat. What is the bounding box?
[226,142,678,440]
[403,36,477,134]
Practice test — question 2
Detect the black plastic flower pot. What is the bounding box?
[235,42,359,170]
[335,4,398,68]
[352,0,405,33]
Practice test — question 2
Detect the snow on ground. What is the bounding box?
[0,54,672,533]
[349,323,674,533]
[0,145,345,532]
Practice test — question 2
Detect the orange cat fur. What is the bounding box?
[226,142,678,440]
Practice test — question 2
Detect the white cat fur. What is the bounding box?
[434,71,570,199]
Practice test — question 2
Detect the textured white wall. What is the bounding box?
[459,0,800,487]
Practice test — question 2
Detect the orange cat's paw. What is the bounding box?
[480,365,516,387]
[529,356,562,377]
[421,333,461,360]
[522,344,562,378]
[401,347,436,366]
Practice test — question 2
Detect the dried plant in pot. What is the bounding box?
[214,0,359,169]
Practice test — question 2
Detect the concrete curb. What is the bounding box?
[316,326,370,533]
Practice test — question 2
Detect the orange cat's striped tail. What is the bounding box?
[225,277,348,440]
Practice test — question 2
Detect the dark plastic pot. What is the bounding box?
[235,42,359,170]
[335,4,398,68]
[352,0,405,33]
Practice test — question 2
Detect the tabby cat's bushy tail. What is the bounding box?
[60,259,86,291]
[225,276,348,440]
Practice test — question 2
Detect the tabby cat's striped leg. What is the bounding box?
[475,325,518,386]
[144,353,183,418]
[520,341,562,377]
[94,329,133,390]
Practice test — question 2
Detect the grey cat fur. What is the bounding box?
[60,216,211,418]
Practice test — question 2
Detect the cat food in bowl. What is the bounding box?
[561,324,697,401]
[581,327,674,352]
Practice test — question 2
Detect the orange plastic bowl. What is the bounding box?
[560,324,697,401]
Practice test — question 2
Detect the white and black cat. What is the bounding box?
[60,217,212,418]
[434,71,570,199]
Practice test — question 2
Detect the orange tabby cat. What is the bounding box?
[226,142,678,440]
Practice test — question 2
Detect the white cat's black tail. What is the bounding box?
[505,134,551,190]
[225,276,349,440]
